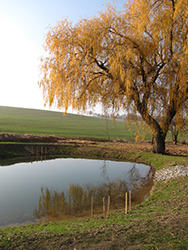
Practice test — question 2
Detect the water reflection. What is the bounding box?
[0,158,153,227]
[33,164,153,222]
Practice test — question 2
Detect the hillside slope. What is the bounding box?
[0,106,136,140]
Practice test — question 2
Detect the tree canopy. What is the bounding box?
[39,0,188,154]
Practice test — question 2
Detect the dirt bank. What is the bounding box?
[0,133,187,157]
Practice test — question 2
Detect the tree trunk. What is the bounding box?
[131,85,170,154]
[152,130,166,154]
[171,128,178,145]
[174,131,178,145]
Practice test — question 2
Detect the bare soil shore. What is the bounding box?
[0,133,187,156]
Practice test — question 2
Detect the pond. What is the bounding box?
[0,157,154,227]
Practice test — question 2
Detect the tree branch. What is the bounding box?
[94,58,113,79]
[131,82,162,135]
[78,74,103,100]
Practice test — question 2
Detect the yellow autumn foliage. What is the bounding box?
[39,0,188,153]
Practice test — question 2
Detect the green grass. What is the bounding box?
[0,106,150,140]
[1,106,188,142]
[131,152,188,170]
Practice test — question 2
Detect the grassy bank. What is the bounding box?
[0,146,187,249]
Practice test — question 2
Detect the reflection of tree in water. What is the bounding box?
[100,161,129,205]
[101,161,154,193]
[33,179,129,221]
[33,164,154,222]
[100,160,110,182]
[127,164,141,183]
[99,162,154,208]
[128,164,154,204]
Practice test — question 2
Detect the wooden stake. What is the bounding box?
[103,197,106,218]
[129,190,131,211]
[107,196,110,215]
[125,192,128,214]
[91,197,93,218]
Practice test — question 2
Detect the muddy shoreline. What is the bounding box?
[0,133,109,144]
[0,133,188,163]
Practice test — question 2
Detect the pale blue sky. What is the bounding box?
[0,0,124,112]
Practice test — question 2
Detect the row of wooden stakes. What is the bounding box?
[91,191,132,218]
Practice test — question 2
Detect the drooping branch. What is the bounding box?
[94,58,113,80]
[78,74,104,100]
[109,27,154,69]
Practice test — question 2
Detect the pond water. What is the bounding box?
[0,157,153,227]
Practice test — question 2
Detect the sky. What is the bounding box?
[0,0,124,113]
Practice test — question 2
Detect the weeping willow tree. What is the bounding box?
[39,0,188,154]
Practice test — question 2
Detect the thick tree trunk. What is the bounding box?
[142,113,166,154]
[152,131,166,154]
[142,115,166,154]
[131,82,174,154]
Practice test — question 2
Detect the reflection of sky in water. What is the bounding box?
[0,158,150,227]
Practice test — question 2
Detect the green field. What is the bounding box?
[0,106,152,141]
[0,106,187,142]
